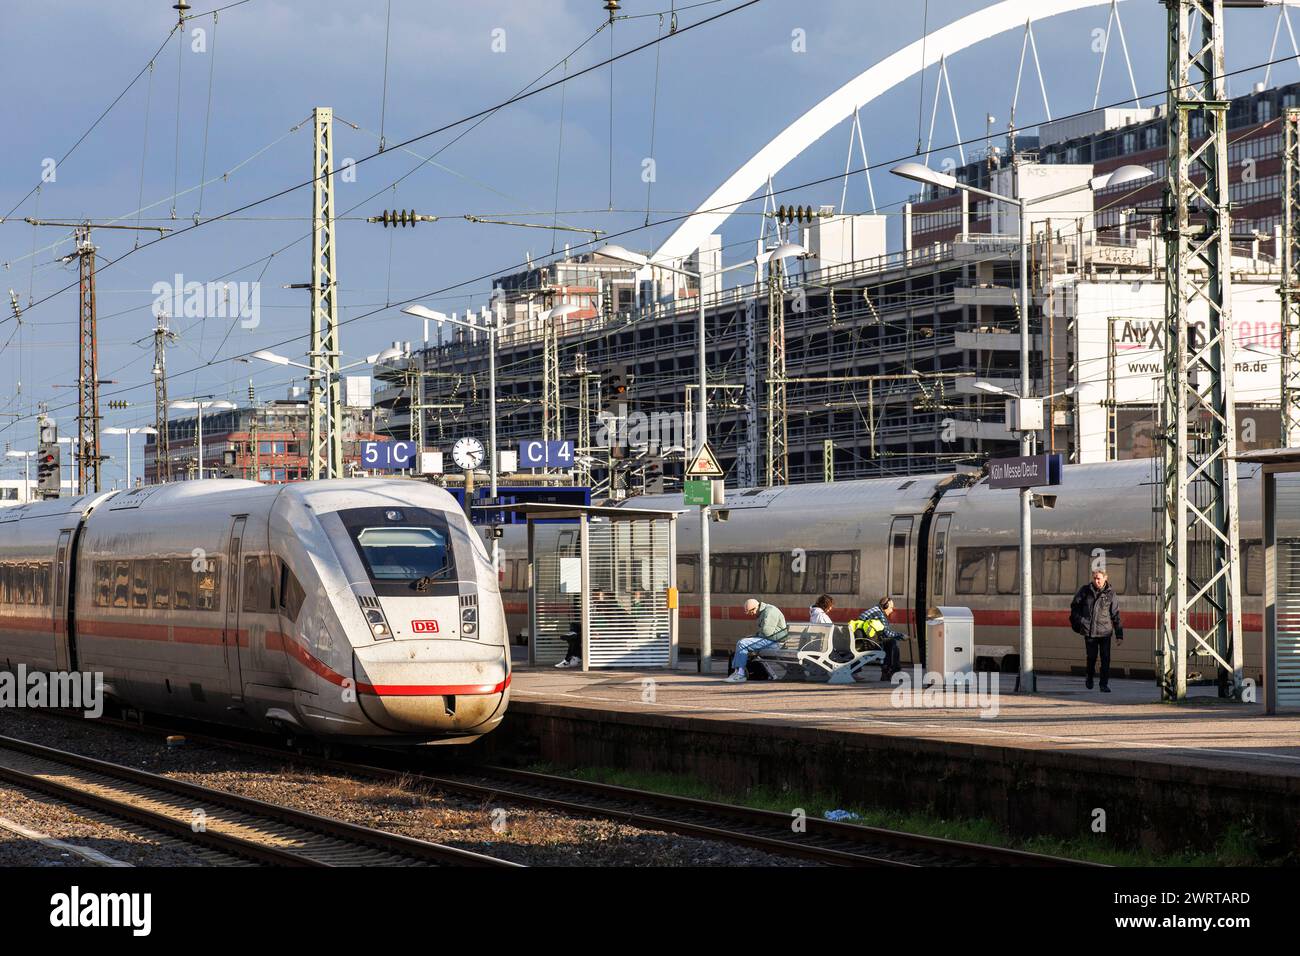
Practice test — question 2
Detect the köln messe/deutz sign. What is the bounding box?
[987,452,1064,490]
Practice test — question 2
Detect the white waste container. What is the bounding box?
[926,606,974,683]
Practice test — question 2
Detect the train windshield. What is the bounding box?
[355,527,451,581]
[337,507,461,596]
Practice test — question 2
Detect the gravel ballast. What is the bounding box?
[0,709,812,867]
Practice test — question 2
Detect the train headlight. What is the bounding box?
[365,607,391,638]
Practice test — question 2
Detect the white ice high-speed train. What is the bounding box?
[497,459,1294,683]
[0,479,510,744]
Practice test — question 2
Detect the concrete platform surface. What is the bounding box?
[509,656,1300,781]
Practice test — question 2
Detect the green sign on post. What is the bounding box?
[683,479,712,506]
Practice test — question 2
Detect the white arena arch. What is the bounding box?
[652,0,1289,263]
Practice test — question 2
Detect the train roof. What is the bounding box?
[0,490,119,524]
[618,458,1216,514]
[0,478,469,526]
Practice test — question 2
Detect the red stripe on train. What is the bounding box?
[8,618,508,697]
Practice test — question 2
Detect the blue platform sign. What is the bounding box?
[987,452,1063,490]
[519,440,574,468]
[362,440,418,470]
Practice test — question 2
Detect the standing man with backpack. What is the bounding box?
[1070,567,1124,692]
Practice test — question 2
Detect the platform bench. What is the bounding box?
[753,622,880,684]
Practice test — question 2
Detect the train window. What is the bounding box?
[243,555,275,613]
[173,558,194,610]
[827,552,858,594]
[279,561,306,622]
[780,551,810,594]
[1036,546,1074,595]
[804,552,831,596]
[355,527,450,582]
[996,548,1020,595]
[676,555,697,593]
[1245,542,1264,596]
[131,561,149,609]
[55,547,66,610]
[1137,545,1160,595]
[34,563,49,606]
[112,561,130,609]
[152,560,172,610]
[196,557,221,611]
[756,552,784,593]
[711,554,752,595]
[931,519,950,602]
[94,562,111,608]
[0,564,7,604]
[890,529,911,595]
[955,548,989,595]
[1103,548,1128,594]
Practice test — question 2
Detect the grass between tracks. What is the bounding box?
[525,762,1277,867]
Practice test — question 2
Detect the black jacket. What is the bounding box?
[1070,583,1123,640]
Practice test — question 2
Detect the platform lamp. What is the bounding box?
[103,426,157,489]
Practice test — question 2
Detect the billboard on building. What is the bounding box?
[1074,279,1283,463]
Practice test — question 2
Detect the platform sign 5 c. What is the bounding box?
[519,440,574,468]
[362,440,418,470]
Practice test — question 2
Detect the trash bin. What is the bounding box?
[926,606,974,683]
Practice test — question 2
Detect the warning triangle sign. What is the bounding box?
[685,441,724,478]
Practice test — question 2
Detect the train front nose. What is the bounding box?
[352,639,510,736]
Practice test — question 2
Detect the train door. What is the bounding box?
[887,516,914,633]
[52,530,72,672]
[929,515,952,606]
[223,516,247,700]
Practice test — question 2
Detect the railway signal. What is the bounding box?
[36,418,60,500]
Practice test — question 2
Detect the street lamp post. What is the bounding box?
[891,160,1153,692]
[596,241,806,674]
[169,399,236,479]
[103,426,158,489]
[248,350,388,480]
[5,450,35,496]
[401,305,510,572]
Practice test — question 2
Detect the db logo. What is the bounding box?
[411,620,440,633]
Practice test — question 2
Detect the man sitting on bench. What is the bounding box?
[857,596,907,681]
[724,598,788,683]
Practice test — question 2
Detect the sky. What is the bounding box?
[0,0,1293,484]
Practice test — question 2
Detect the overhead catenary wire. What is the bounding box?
[171,21,184,220]
[7,33,1292,436]
[1,0,765,322]
[134,60,156,245]
[195,11,221,218]
[551,58,571,254]
[645,12,665,226]
[378,0,393,153]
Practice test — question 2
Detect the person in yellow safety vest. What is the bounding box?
[854,596,907,681]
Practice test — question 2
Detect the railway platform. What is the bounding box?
[484,653,1300,854]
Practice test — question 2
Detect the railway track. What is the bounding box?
[0,733,517,868]
[46,714,1100,867]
